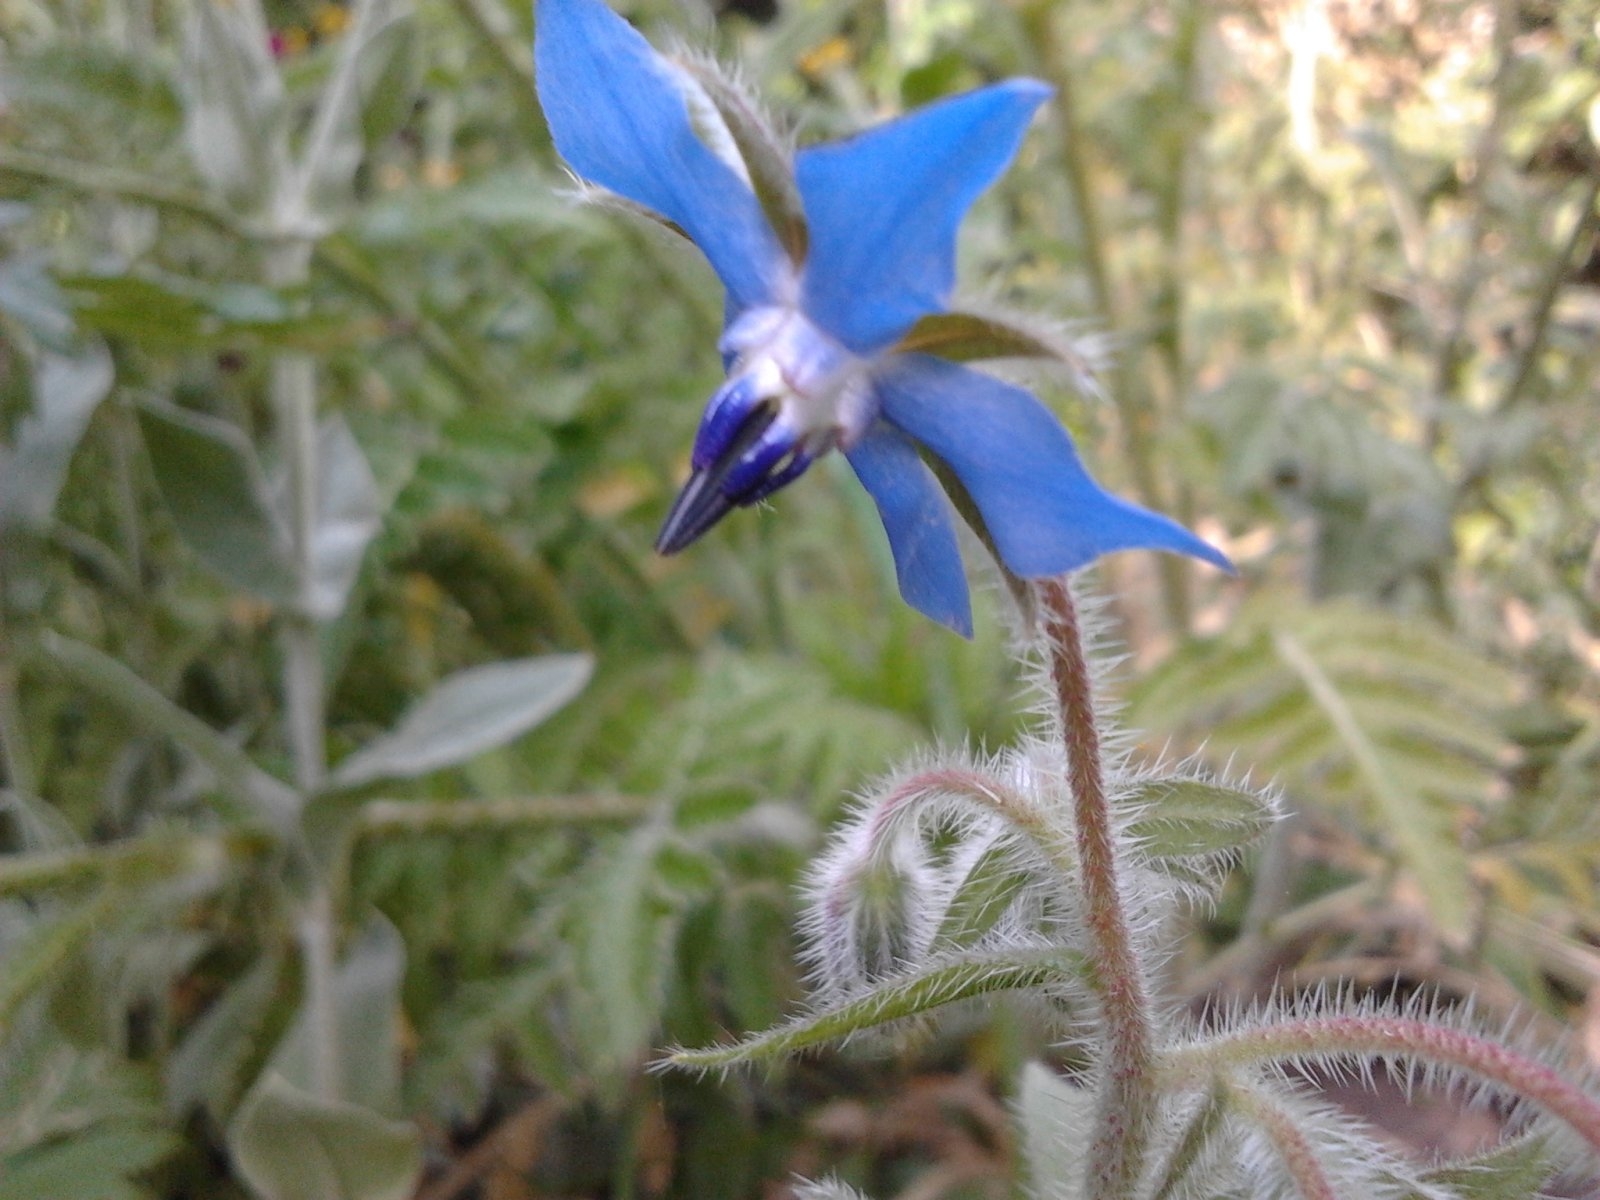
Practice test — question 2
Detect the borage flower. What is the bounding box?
[534,0,1229,635]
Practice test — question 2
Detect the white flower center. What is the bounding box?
[719,306,878,454]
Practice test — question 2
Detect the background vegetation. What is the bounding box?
[1,0,1597,1195]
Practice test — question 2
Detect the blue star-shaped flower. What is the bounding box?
[534,0,1229,635]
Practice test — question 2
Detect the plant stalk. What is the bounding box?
[1492,170,1600,416]
[1168,1013,1600,1154]
[266,223,337,1104]
[1022,3,1194,633]
[0,614,40,812]
[1038,578,1155,1198]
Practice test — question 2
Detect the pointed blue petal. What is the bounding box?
[875,355,1233,578]
[845,424,973,636]
[534,0,786,313]
[794,80,1051,354]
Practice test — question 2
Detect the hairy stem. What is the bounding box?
[1039,578,1155,1199]
[1225,1078,1338,1200]
[1166,1013,1600,1153]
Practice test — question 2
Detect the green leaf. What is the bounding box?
[61,272,357,351]
[358,14,419,148]
[1016,1061,1093,1200]
[0,342,114,531]
[567,821,717,1078]
[328,654,593,788]
[1147,1087,1232,1200]
[0,252,77,350]
[1124,777,1276,863]
[299,0,411,219]
[33,631,300,826]
[1124,597,1510,944]
[181,0,288,214]
[0,42,180,141]
[266,917,406,1115]
[0,831,248,897]
[226,1073,420,1200]
[1274,629,1475,944]
[136,401,298,607]
[305,415,382,620]
[0,894,121,1036]
[664,946,1087,1072]
[0,1039,177,1200]
[166,953,288,1122]
[1409,1132,1552,1200]
[3,1122,177,1200]
[933,842,1034,948]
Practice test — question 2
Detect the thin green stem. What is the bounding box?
[263,231,341,1102]
[1022,3,1192,632]
[1492,171,1600,416]
[286,0,383,224]
[1149,0,1202,418]
[1022,3,1115,323]
[0,613,40,812]
[298,883,342,1102]
[34,630,300,825]
[0,829,269,895]
[1038,578,1155,1200]
[1423,0,1516,449]
[356,793,655,837]
[0,147,247,236]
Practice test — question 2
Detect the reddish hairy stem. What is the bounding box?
[1226,1080,1339,1200]
[1039,578,1155,1198]
[1167,1014,1600,1153]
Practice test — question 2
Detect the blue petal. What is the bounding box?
[795,80,1051,354]
[875,355,1233,578]
[534,0,786,313]
[845,424,973,636]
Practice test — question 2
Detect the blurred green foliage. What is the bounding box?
[0,0,1597,1195]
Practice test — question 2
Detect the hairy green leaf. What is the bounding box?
[665,946,1087,1071]
[0,342,114,531]
[304,415,383,620]
[181,0,288,214]
[566,820,719,1078]
[166,953,289,1123]
[137,401,299,607]
[895,311,1102,388]
[227,1073,420,1200]
[265,917,406,1114]
[0,1039,177,1200]
[299,0,411,221]
[672,53,806,264]
[1275,629,1474,943]
[329,654,593,788]
[1124,777,1276,863]
[1016,1061,1093,1200]
[1407,1132,1553,1200]
[33,631,300,825]
[0,894,121,1035]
